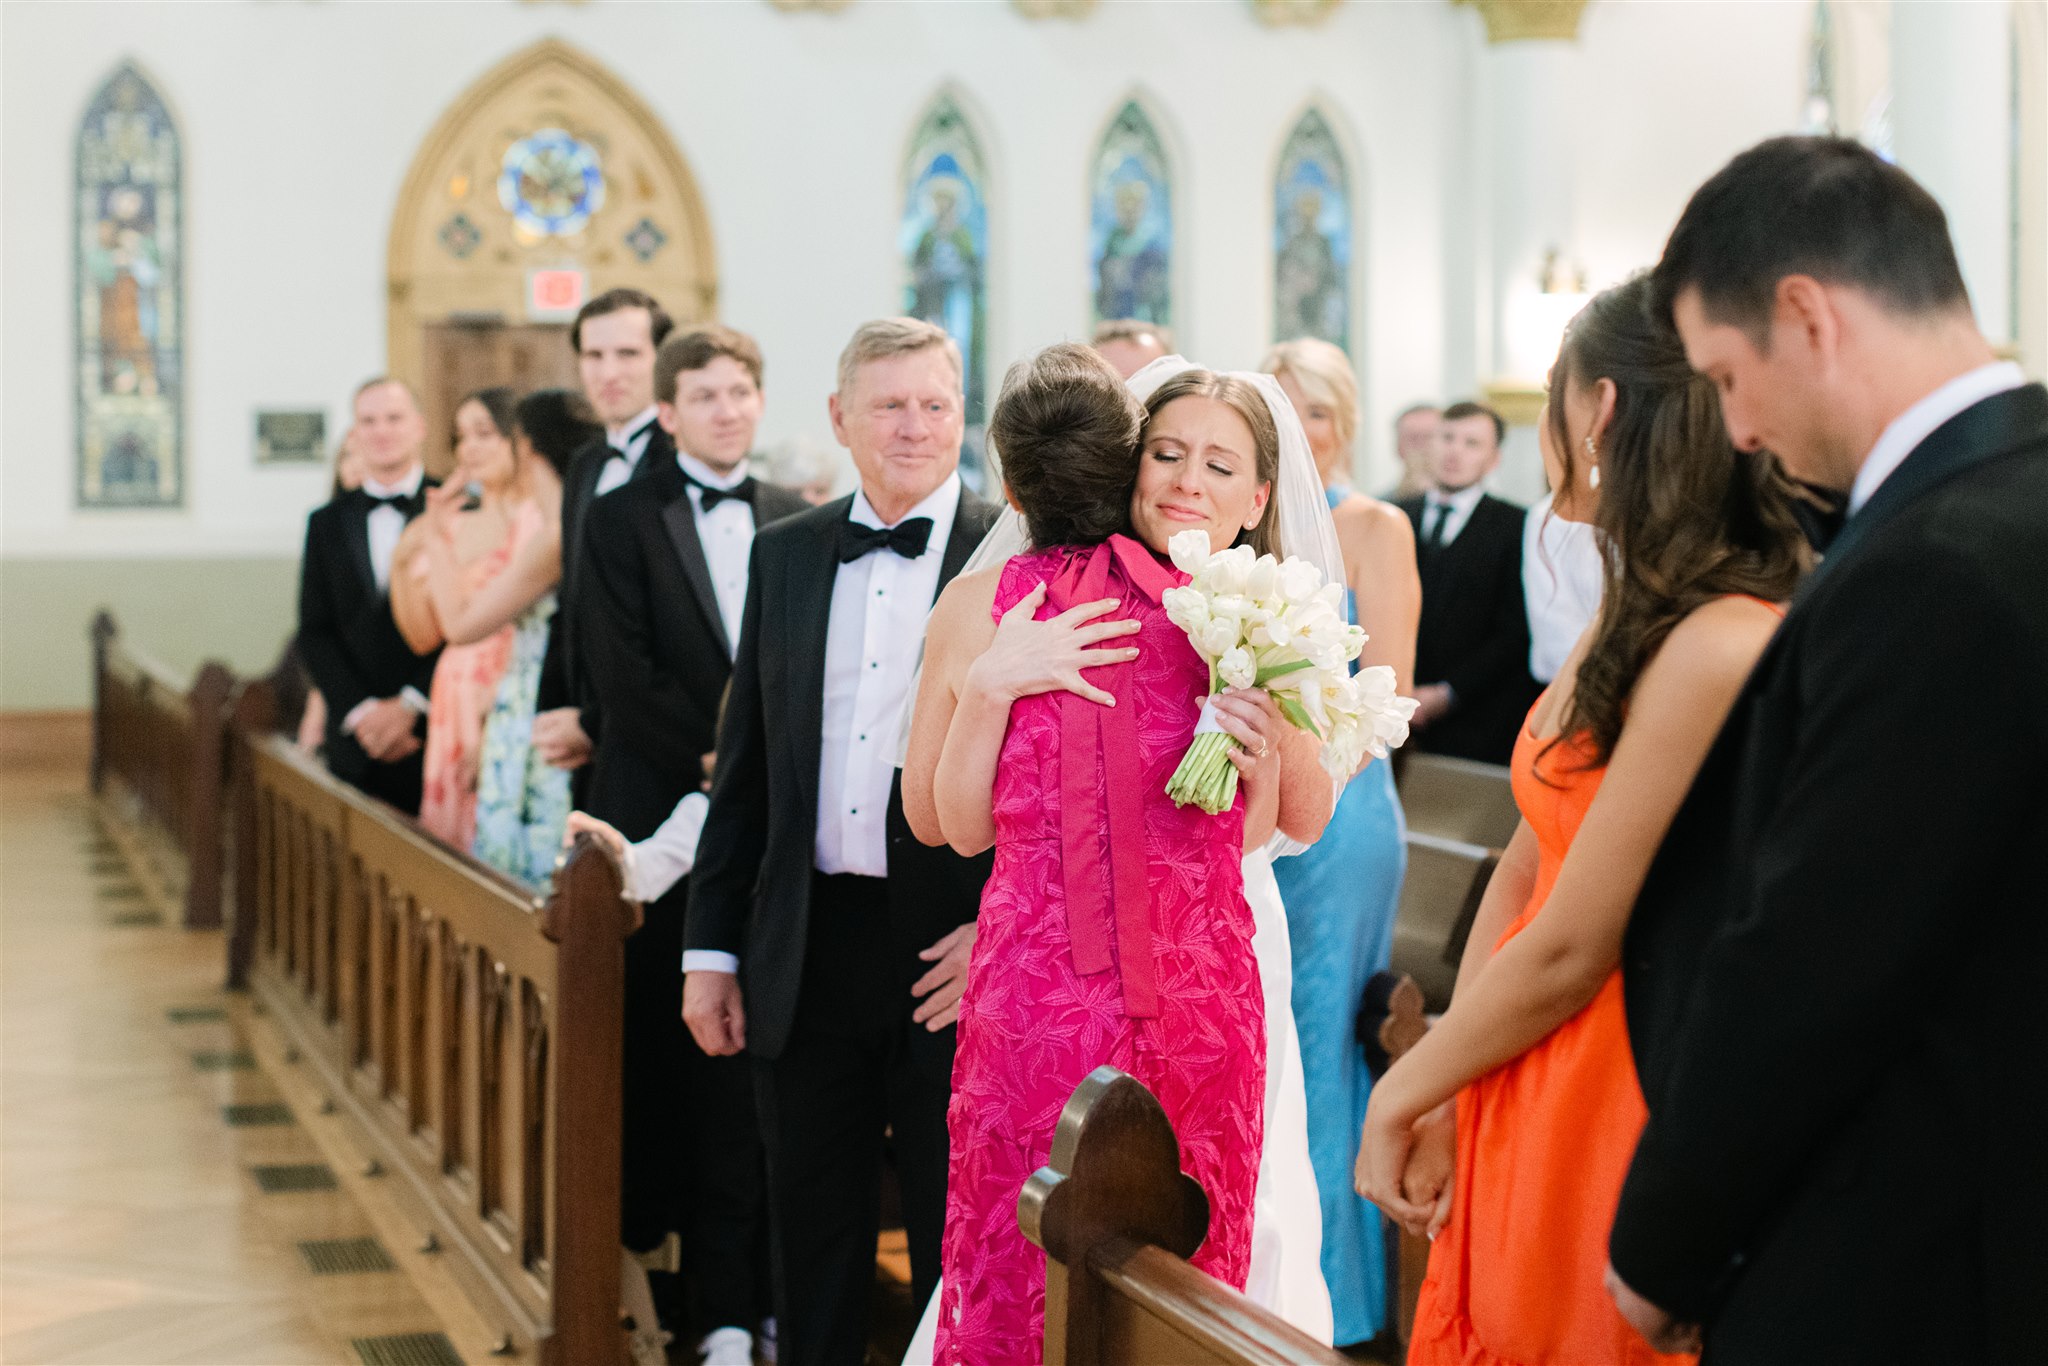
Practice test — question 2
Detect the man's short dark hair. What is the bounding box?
[569,287,675,354]
[1652,135,1969,343]
[655,325,765,406]
[1441,400,1505,445]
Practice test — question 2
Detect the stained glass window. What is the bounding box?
[1274,107,1352,350]
[1090,100,1173,328]
[76,63,182,508]
[900,94,990,479]
[1800,1,1838,134]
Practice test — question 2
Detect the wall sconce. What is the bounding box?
[1485,247,1590,426]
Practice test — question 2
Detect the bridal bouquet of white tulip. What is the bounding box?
[1161,529,1421,815]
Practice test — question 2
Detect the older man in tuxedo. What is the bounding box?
[1608,136,2048,1365]
[685,318,997,1366]
[296,376,438,813]
[530,287,676,789]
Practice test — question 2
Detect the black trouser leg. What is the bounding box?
[886,1014,957,1314]
[753,874,892,1366]
[620,900,685,1255]
[682,1041,766,1336]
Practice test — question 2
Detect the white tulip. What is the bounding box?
[1197,618,1240,660]
[1168,530,1213,577]
[1217,647,1257,690]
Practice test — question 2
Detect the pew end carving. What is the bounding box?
[1022,1066,1347,1366]
[87,610,234,929]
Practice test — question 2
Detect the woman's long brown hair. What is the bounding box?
[1542,274,1810,771]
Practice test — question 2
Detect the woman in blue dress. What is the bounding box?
[470,390,602,886]
[1263,339,1419,1347]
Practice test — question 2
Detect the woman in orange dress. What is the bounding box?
[394,387,547,849]
[1352,275,1811,1365]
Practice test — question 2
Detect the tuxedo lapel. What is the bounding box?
[343,494,378,597]
[1807,384,2048,598]
[934,491,991,600]
[659,481,732,658]
[787,496,850,820]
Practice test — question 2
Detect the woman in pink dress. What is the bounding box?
[393,388,546,848]
[904,346,1334,1365]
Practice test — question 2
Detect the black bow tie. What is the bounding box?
[688,475,756,512]
[838,517,933,563]
[364,490,417,512]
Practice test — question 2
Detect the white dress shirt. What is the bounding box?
[360,465,425,593]
[815,473,962,877]
[1522,494,1607,684]
[1848,362,2026,516]
[1419,482,1489,548]
[676,451,755,654]
[343,465,429,732]
[682,473,963,978]
[593,405,661,497]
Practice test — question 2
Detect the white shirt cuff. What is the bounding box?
[682,950,739,975]
[399,686,430,715]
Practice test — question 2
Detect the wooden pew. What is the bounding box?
[1398,752,1520,850]
[1023,1066,1349,1366]
[87,610,234,928]
[228,685,634,1365]
[1390,832,1500,1013]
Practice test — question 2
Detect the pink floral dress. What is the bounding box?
[934,537,1267,1365]
[417,500,542,849]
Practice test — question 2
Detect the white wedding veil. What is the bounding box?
[900,355,1350,855]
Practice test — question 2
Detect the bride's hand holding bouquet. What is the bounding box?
[1161,529,1420,814]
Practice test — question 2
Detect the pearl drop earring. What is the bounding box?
[1584,434,1601,490]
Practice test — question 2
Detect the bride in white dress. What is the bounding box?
[900,356,1337,1358]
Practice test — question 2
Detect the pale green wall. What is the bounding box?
[0,558,300,709]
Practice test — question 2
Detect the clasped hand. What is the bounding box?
[1353,1092,1456,1240]
[966,583,1141,708]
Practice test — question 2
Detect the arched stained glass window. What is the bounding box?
[1274,107,1352,350]
[1800,0,1839,134]
[900,93,990,478]
[76,63,182,508]
[1090,100,1173,328]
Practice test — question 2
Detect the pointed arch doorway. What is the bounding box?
[388,39,716,470]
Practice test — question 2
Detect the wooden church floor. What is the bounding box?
[0,762,461,1365]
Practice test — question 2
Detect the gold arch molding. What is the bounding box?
[386,37,717,393]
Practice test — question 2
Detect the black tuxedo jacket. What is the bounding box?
[579,457,808,840]
[686,487,999,1060]
[534,424,675,729]
[1612,385,2048,1364]
[295,483,440,787]
[1397,492,1538,763]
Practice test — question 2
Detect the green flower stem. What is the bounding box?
[1165,730,1242,815]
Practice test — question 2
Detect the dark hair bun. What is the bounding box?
[989,344,1145,548]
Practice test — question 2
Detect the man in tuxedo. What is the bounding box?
[296,377,438,813]
[579,325,806,1365]
[1396,402,1538,764]
[531,287,676,792]
[1606,136,2048,1364]
[685,318,998,1366]
[1386,401,1440,500]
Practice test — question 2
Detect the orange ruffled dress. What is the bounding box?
[1407,704,1696,1366]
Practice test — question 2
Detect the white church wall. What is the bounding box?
[1,0,1819,707]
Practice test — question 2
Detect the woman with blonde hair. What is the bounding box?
[1261,336,1419,1347]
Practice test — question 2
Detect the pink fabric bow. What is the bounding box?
[1045,534,1185,1020]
